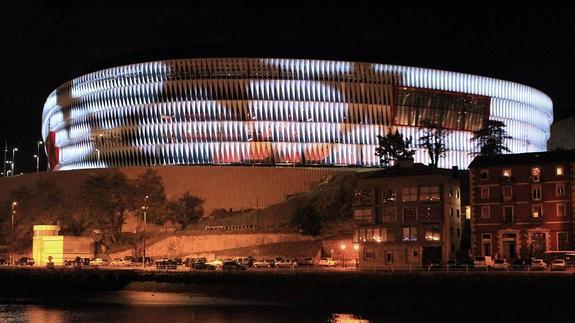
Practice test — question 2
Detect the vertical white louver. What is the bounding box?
[42,58,553,170]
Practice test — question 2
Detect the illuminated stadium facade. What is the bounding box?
[41,58,553,171]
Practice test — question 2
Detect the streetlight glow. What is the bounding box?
[36,141,43,173]
[11,148,18,176]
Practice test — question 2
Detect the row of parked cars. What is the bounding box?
[474,256,570,271]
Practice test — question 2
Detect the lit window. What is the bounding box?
[402,227,417,241]
[556,166,564,176]
[381,208,397,223]
[381,188,397,203]
[532,205,543,218]
[503,186,513,201]
[481,206,490,219]
[425,227,441,241]
[531,167,541,182]
[420,186,440,201]
[557,204,566,217]
[502,168,512,178]
[353,209,373,223]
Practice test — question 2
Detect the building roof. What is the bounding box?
[468,150,575,168]
[358,162,462,180]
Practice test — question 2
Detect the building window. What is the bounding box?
[456,189,460,199]
[503,186,513,202]
[450,208,453,217]
[402,187,417,201]
[450,227,454,237]
[425,227,440,241]
[403,206,417,223]
[480,187,490,199]
[502,168,512,178]
[381,188,397,203]
[532,205,543,218]
[480,169,489,180]
[531,167,541,182]
[556,183,565,196]
[481,206,490,219]
[456,209,460,218]
[422,206,434,219]
[557,204,566,217]
[381,208,397,223]
[457,228,461,238]
[503,206,514,223]
[531,184,542,201]
[449,187,453,197]
[353,209,373,223]
[385,252,394,264]
[482,233,492,256]
[556,166,564,176]
[558,232,569,251]
[402,227,417,241]
[364,250,375,259]
[353,189,374,205]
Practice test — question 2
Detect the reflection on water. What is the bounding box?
[0,291,373,323]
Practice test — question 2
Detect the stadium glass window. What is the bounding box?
[420,186,440,201]
[556,166,564,176]
[556,183,565,196]
[557,204,566,217]
[402,187,417,201]
[481,206,490,219]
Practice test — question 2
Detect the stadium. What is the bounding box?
[41,58,553,171]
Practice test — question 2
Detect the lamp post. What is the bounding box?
[142,195,149,268]
[353,244,359,268]
[10,201,17,266]
[36,141,43,173]
[11,148,18,176]
[340,244,346,268]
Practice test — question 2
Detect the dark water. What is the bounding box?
[0,291,374,323]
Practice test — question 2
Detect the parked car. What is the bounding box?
[206,259,224,268]
[299,257,314,266]
[275,258,298,268]
[192,260,216,270]
[91,258,109,266]
[473,256,494,268]
[222,261,247,270]
[131,256,154,266]
[109,258,129,267]
[551,259,567,271]
[318,257,335,267]
[253,259,275,268]
[530,259,547,271]
[493,259,509,270]
[16,257,34,266]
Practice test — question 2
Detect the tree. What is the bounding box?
[418,120,450,167]
[166,192,204,229]
[292,203,321,236]
[375,129,416,167]
[79,171,136,246]
[133,168,167,224]
[470,120,512,156]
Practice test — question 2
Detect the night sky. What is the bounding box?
[1,2,573,173]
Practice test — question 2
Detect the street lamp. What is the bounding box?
[95,149,100,164]
[10,201,17,266]
[142,195,149,268]
[340,244,346,268]
[11,148,18,176]
[353,244,359,268]
[36,141,43,173]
